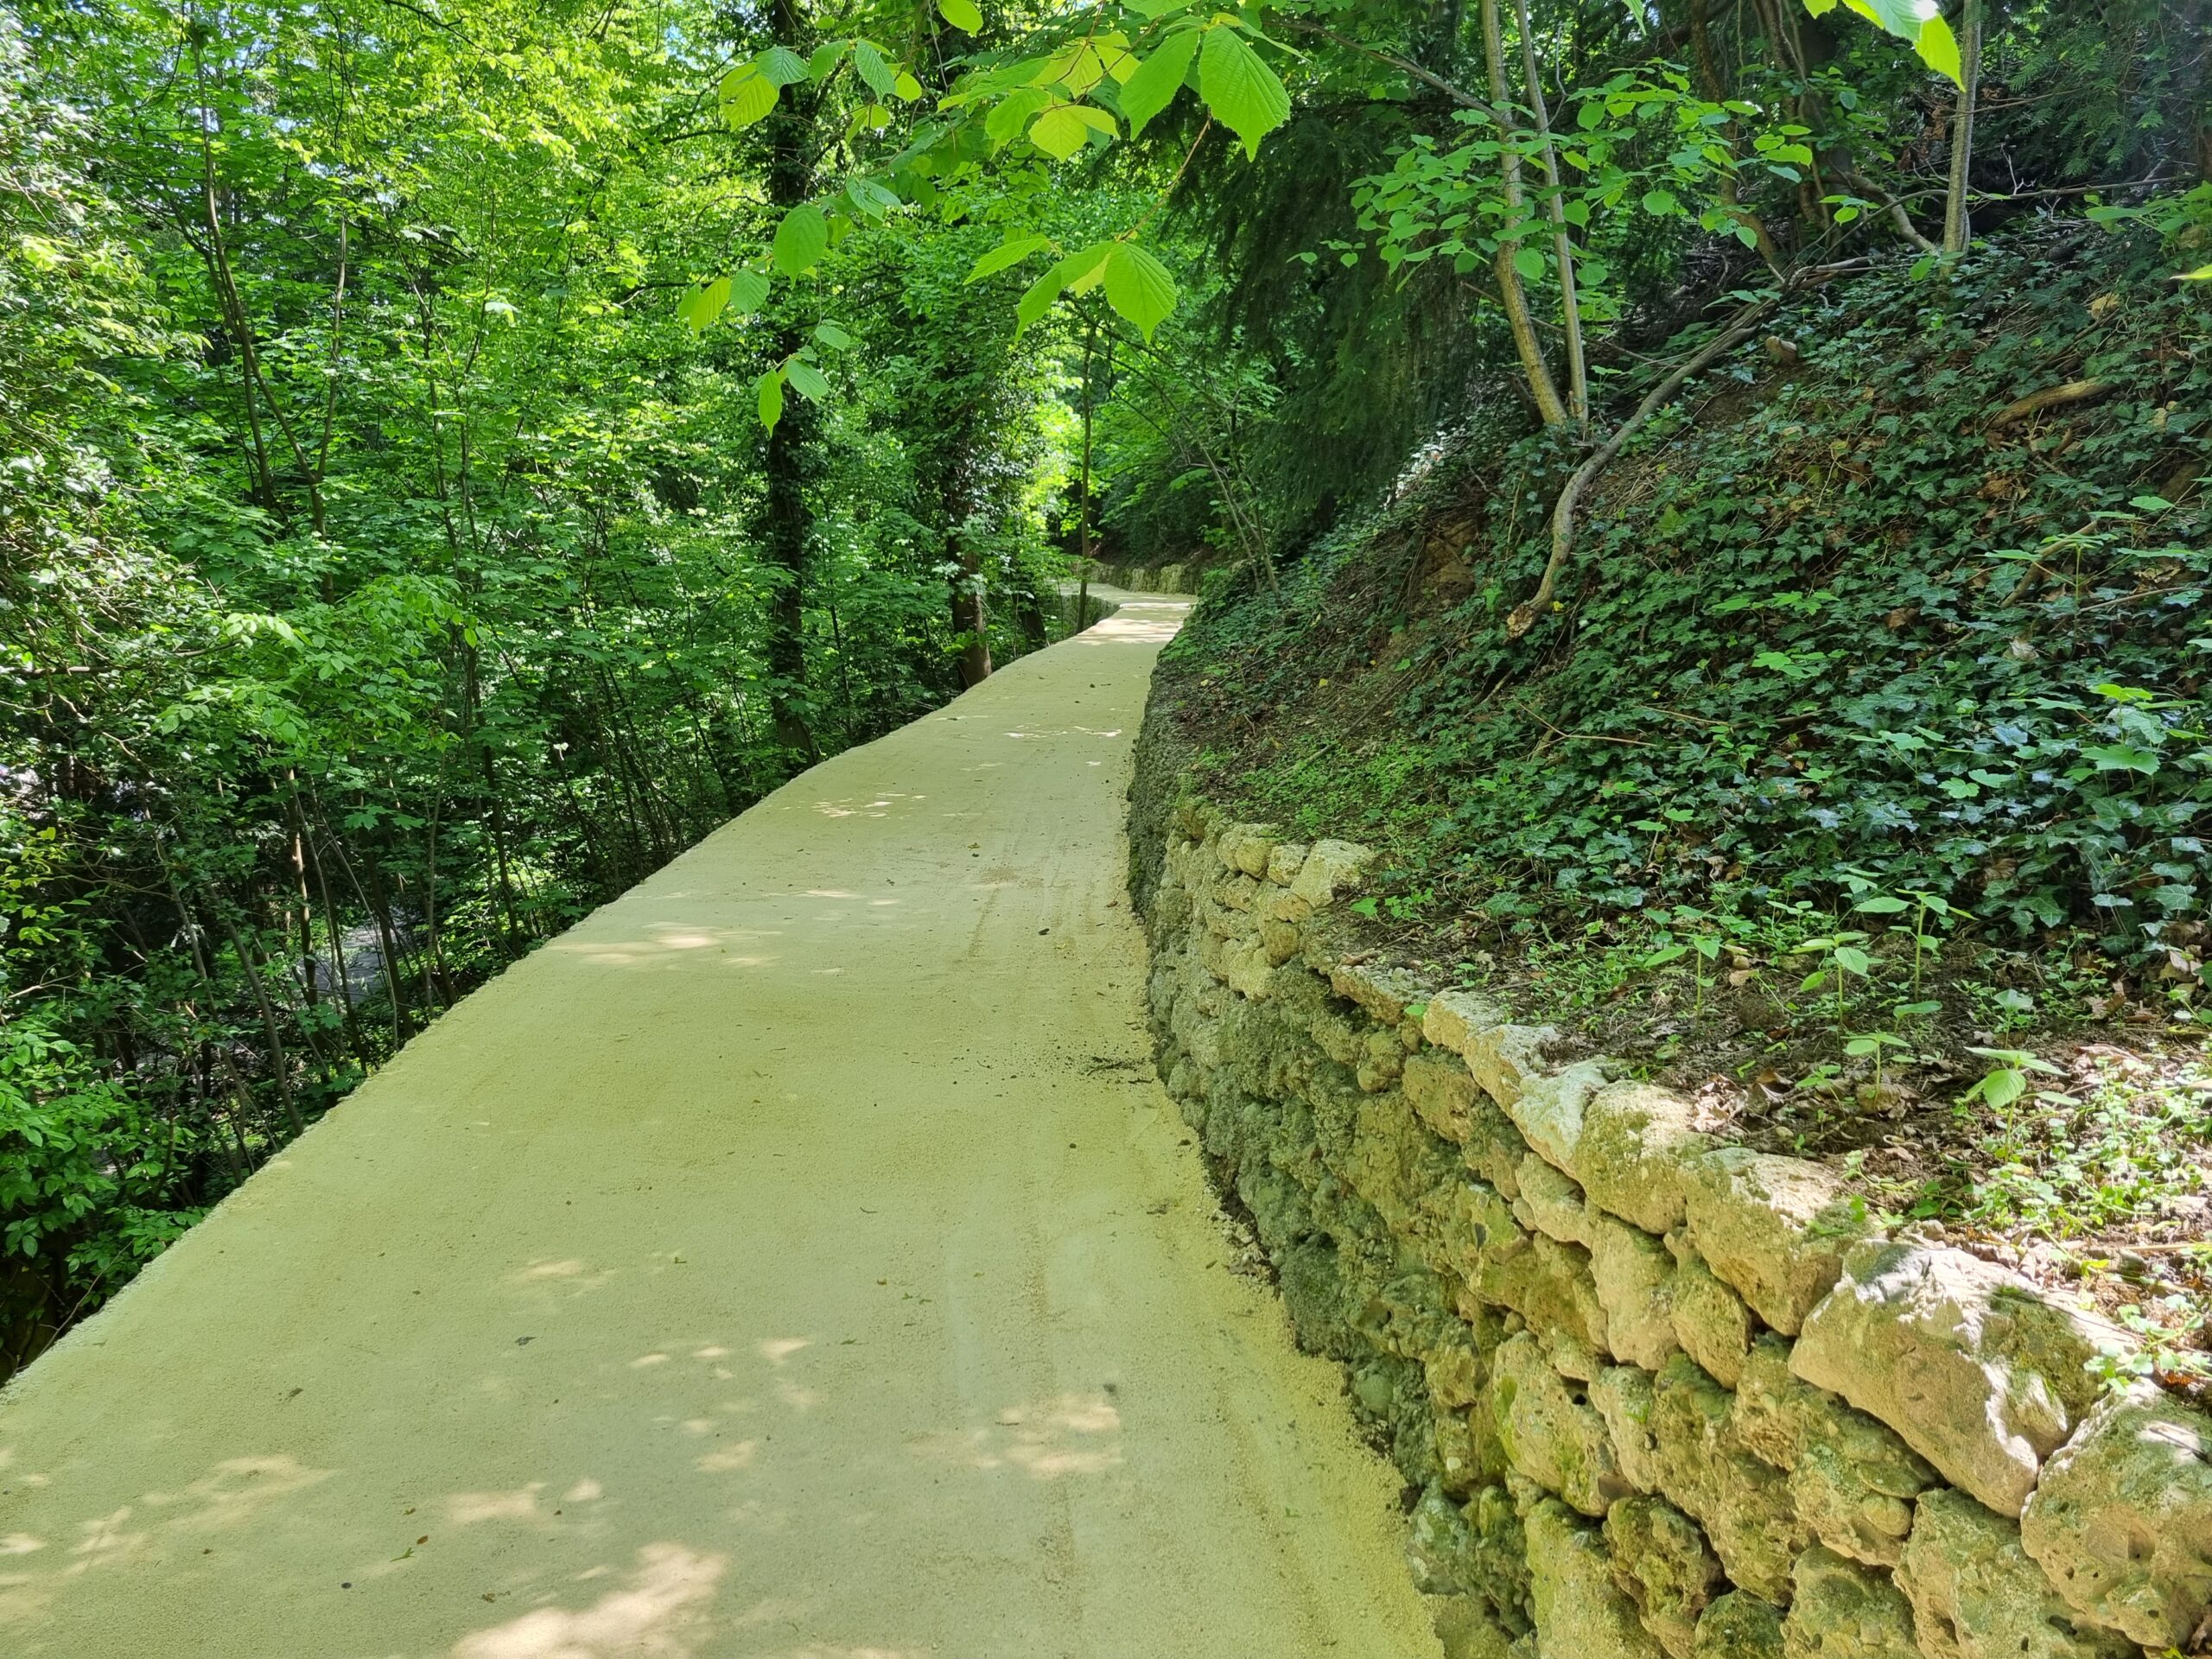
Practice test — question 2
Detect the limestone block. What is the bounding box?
[1219,938,1273,999]
[1592,1365,1663,1495]
[1733,1337,1933,1569]
[1669,1249,1753,1389]
[1423,988,1510,1056]
[1465,1231,1612,1359]
[1592,1213,1681,1371]
[1898,1488,2136,1659]
[1330,959,1427,1026]
[1289,836,1375,909]
[1233,830,1276,879]
[1684,1148,1872,1336]
[1525,1495,1669,1659]
[1694,1592,1786,1659]
[1580,1082,1711,1235]
[1214,820,1273,874]
[1407,1051,1481,1144]
[1259,886,1313,925]
[1435,1595,1522,1659]
[1780,1548,1918,1659]
[1649,1355,1806,1604]
[1494,1332,1631,1518]
[1503,1058,1609,1179]
[1467,1480,1538,1627]
[1606,1493,1725,1658]
[1265,840,1309,887]
[2020,1381,2212,1649]
[1517,1153,1595,1247]
[1357,1027,1405,1093]
[1411,1481,1481,1594]
[1793,1242,2105,1516]
[1214,872,1262,912]
[1466,1099,1534,1197]
[1258,916,1302,966]
[1477,1030,1574,1122]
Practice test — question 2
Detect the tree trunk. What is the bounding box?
[1480,0,1570,427]
[1944,0,1984,255]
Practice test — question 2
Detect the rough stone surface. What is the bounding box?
[1518,1153,1595,1247]
[1606,1494,1725,1658]
[1434,1593,1522,1659]
[1686,1148,1872,1336]
[1735,1336,1934,1568]
[1897,1489,2136,1659]
[1407,1050,1482,1144]
[1695,1593,1786,1659]
[1332,960,1427,1027]
[2020,1382,2212,1649]
[1783,1547,1920,1659]
[1579,1083,1710,1236]
[1649,1355,1805,1605]
[1494,1332,1630,1518]
[1526,1495,1668,1659]
[1425,989,1511,1059]
[1592,1364,1663,1496]
[1592,1213,1681,1371]
[1265,840,1309,887]
[1669,1250,1753,1389]
[1794,1242,2105,1516]
[1503,1059,1609,1179]
[1289,836,1375,908]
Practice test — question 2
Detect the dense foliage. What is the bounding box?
[3,0,2205,1375]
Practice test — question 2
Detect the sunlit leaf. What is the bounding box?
[1120,28,1198,138]
[1198,25,1288,159]
[772,204,829,277]
[938,0,982,33]
[677,276,730,332]
[719,65,778,130]
[756,368,784,430]
[966,234,1050,283]
[785,359,830,400]
[1103,241,1176,340]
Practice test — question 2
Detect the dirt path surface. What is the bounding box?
[0,593,1437,1659]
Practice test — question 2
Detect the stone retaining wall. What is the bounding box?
[1135,793,2212,1659]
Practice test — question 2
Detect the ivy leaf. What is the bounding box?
[966,234,1050,283]
[756,368,785,431]
[938,0,982,32]
[1120,27,1199,138]
[677,276,730,332]
[1103,241,1177,340]
[757,46,810,86]
[1198,25,1288,159]
[772,204,829,277]
[2082,743,2161,775]
[719,65,778,130]
[785,359,831,400]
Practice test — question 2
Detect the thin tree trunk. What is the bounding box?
[1512,0,1587,423]
[1480,0,1570,427]
[1944,0,1984,254]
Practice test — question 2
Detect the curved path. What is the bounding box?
[0,593,1435,1658]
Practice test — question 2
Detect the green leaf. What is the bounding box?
[1029,104,1093,161]
[1834,945,1872,976]
[1198,25,1288,159]
[758,46,810,86]
[852,40,895,98]
[806,41,848,82]
[1015,268,1064,334]
[1641,188,1679,215]
[1120,29,1200,138]
[772,204,829,277]
[1854,894,1910,913]
[938,0,982,32]
[730,269,771,313]
[1912,12,1961,82]
[1512,245,1545,281]
[1014,244,1112,334]
[756,368,785,431]
[893,71,924,102]
[1103,241,1177,340]
[966,234,1050,283]
[677,276,730,332]
[720,65,779,130]
[813,321,854,348]
[785,359,831,400]
[985,86,1051,149]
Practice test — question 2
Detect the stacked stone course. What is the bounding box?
[1140,799,2212,1659]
